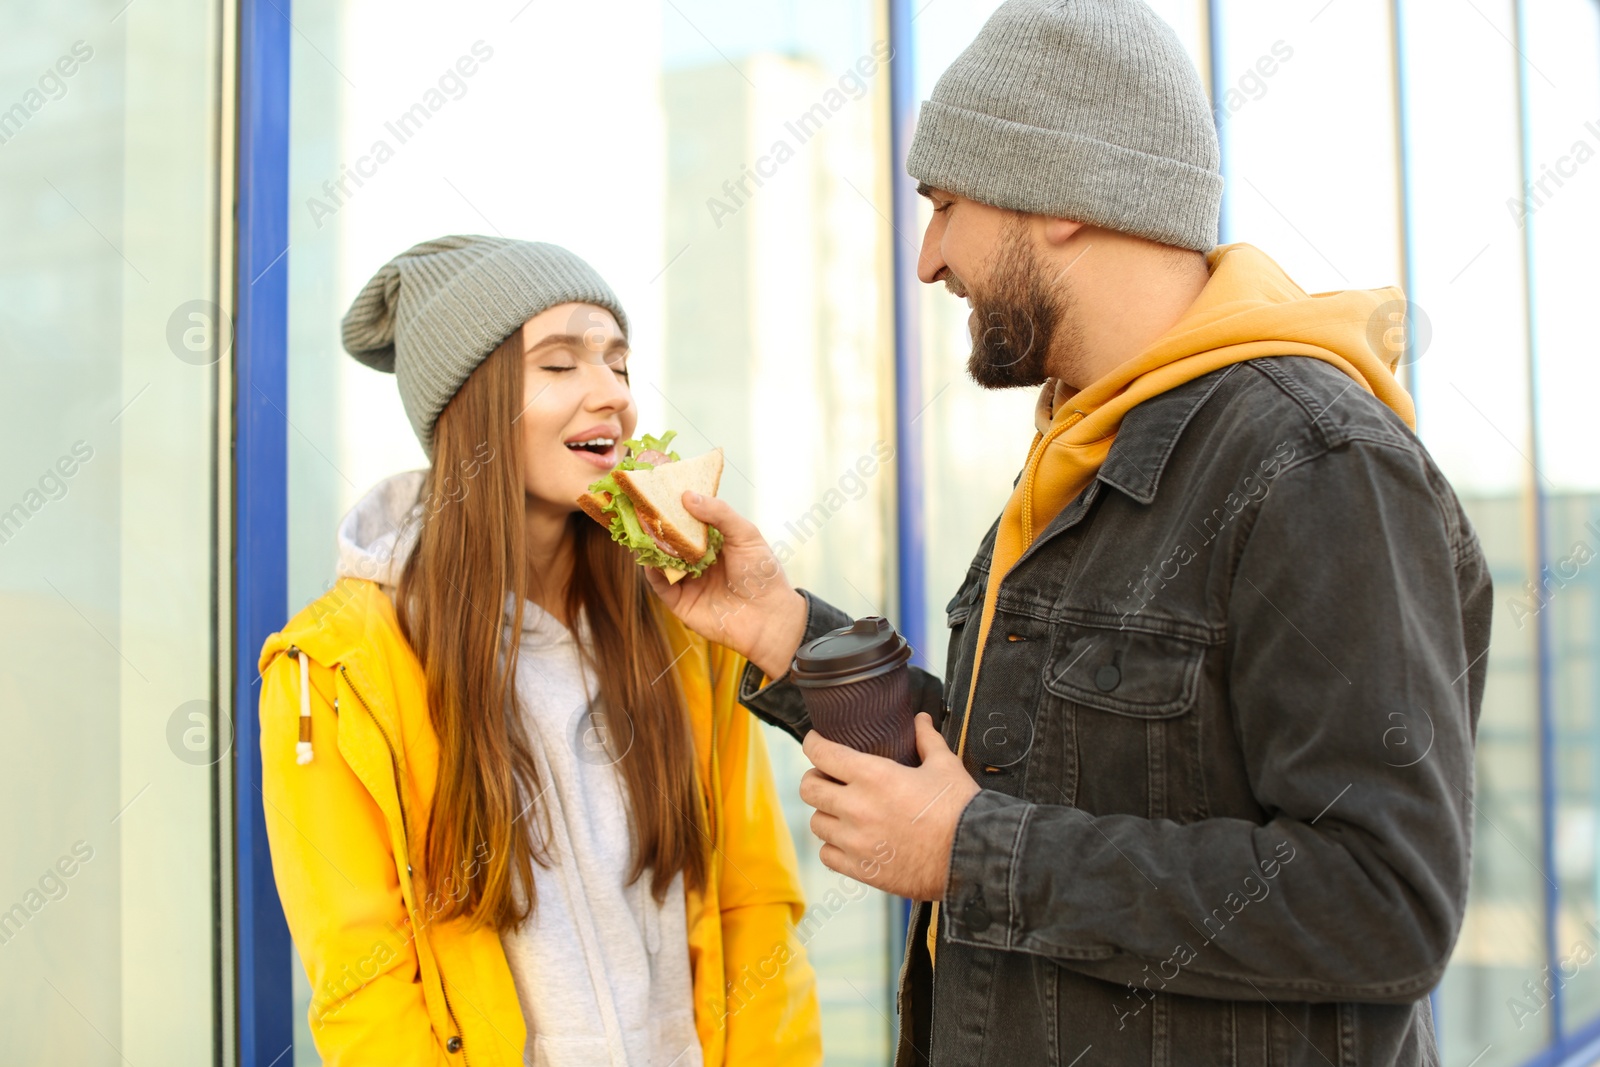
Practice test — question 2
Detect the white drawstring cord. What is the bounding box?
[293,646,314,764]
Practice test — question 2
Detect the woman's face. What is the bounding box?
[517,302,636,516]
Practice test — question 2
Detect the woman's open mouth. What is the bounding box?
[564,435,619,469]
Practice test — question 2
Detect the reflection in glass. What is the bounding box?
[285,1,895,1062]
[0,1,222,1063]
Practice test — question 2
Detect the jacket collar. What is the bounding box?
[1093,364,1241,505]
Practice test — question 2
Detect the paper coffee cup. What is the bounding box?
[790,616,918,766]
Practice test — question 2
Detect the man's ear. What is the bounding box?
[1041,216,1087,247]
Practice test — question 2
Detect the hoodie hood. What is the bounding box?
[1027,242,1415,538]
[258,470,428,677]
[334,468,582,650]
[1036,242,1415,434]
[336,469,427,595]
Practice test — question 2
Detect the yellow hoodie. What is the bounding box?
[259,578,823,1066]
[931,242,1416,960]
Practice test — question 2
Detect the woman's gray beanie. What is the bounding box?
[341,235,629,458]
[906,0,1223,252]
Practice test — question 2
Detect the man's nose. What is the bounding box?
[917,213,946,285]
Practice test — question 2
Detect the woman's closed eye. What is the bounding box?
[542,363,630,379]
[537,340,629,375]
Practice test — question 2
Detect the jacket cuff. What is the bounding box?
[941,788,1031,950]
[736,589,853,745]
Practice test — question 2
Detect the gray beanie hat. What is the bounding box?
[342,235,629,457]
[906,0,1222,252]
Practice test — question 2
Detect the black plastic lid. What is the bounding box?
[791,616,912,685]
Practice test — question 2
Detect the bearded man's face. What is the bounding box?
[945,216,1077,390]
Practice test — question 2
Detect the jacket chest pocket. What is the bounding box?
[941,576,986,747]
[1040,620,1210,821]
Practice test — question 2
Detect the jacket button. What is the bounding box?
[446,1036,463,1053]
[963,897,992,933]
[1095,664,1121,691]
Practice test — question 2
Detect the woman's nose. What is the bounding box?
[583,359,632,411]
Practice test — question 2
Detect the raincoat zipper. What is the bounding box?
[339,665,471,1064]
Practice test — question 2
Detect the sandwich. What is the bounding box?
[577,431,725,584]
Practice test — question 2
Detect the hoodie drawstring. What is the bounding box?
[289,645,314,765]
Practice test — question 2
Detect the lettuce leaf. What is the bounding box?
[584,430,722,577]
[619,430,679,465]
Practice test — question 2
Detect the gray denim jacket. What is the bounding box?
[740,357,1491,1067]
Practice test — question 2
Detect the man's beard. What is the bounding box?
[957,221,1078,390]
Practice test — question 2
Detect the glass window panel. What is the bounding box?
[909,0,1035,677]
[0,0,222,1064]
[909,2,1569,1066]
[1402,1,1546,1063]
[1524,0,1600,1040]
[286,2,895,1062]
[662,5,898,1059]
[1218,0,1403,291]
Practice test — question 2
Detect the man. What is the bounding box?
[650,1,1489,1063]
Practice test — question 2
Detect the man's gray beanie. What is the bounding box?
[342,235,628,457]
[906,0,1222,252]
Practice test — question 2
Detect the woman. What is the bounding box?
[258,235,822,1067]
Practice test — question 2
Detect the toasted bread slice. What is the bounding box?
[612,448,724,562]
[576,489,613,527]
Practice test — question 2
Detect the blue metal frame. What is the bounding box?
[887,0,922,1042]
[1508,0,1564,1053]
[235,0,294,1063]
[1521,1008,1600,1067]
[1388,0,1420,403]
[1553,1012,1600,1067]
[889,0,926,676]
[1505,0,1579,1063]
[1205,0,1228,244]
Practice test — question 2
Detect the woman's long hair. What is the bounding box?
[395,329,706,931]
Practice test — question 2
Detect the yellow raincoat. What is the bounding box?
[259,576,823,1066]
